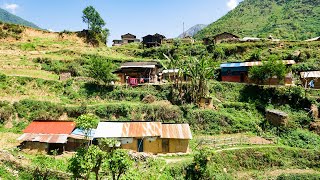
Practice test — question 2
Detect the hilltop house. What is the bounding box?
[142,34,166,48]
[18,121,76,154]
[220,60,296,85]
[203,32,239,45]
[94,122,192,154]
[114,62,161,85]
[112,33,140,46]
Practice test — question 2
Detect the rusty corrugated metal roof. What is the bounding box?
[18,133,68,143]
[94,122,192,139]
[23,121,76,134]
[94,122,162,138]
[122,122,162,137]
[161,124,192,139]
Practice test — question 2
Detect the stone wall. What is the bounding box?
[266,109,288,127]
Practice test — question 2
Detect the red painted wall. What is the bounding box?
[222,76,241,82]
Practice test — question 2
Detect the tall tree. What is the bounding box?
[82,6,105,32]
[82,6,109,44]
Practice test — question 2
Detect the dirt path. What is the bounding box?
[215,145,278,152]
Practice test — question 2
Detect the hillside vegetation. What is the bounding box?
[195,0,320,40]
[1,23,320,179]
[0,8,39,29]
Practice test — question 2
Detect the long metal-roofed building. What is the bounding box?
[18,121,76,154]
[220,60,296,84]
[94,122,192,154]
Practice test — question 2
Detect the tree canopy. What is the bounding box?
[82,6,109,45]
[87,56,118,85]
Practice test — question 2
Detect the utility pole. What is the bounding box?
[183,22,185,38]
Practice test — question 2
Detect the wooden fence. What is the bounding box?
[195,136,277,149]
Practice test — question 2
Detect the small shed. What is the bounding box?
[300,71,320,89]
[94,122,192,154]
[18,121,76,154]
[220,60,296,84]
[142,34,166,48]
[114,62,161,85]
[67,128,96,151]
[266,110,288,127]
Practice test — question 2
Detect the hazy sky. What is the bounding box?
[1,0,242,45]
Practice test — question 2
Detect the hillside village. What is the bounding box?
[1,0,320,180]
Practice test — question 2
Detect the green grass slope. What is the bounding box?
[195,0,320,40]
[0,8,39,29]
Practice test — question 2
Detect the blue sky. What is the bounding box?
[1,0,241,45]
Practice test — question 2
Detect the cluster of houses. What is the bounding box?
[17,121,192,155]
[110,31,320,88]
[112,59,320,88]
[112,33,194,48]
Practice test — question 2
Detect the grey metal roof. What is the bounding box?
[18,133,68,144]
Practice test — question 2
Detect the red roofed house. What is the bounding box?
[18,121,76,154]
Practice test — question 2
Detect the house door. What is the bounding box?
[162,139,169,153]
[240,72,245,82]
[137,139,144,152]
[48,143,64,155]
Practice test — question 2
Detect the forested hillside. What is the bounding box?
[195,0,320,40]
[0,8,39,29]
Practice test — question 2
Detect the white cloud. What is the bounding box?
[2,3,19,14]
[227,0,238,10]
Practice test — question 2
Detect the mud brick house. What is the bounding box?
[300,71,320,89]
[94,122,192,154]
[18,121,76,154]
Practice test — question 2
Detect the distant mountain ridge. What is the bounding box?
[195,0,320,40]
[0,8,40,29]
[178,24,207,38]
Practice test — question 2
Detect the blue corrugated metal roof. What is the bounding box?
[220,62,244,68]
[71,128,95,138]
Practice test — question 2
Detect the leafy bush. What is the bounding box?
[13,99,65,121]
[186,108,262,134]
[280,129,320,150]
[0,101,14,124]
